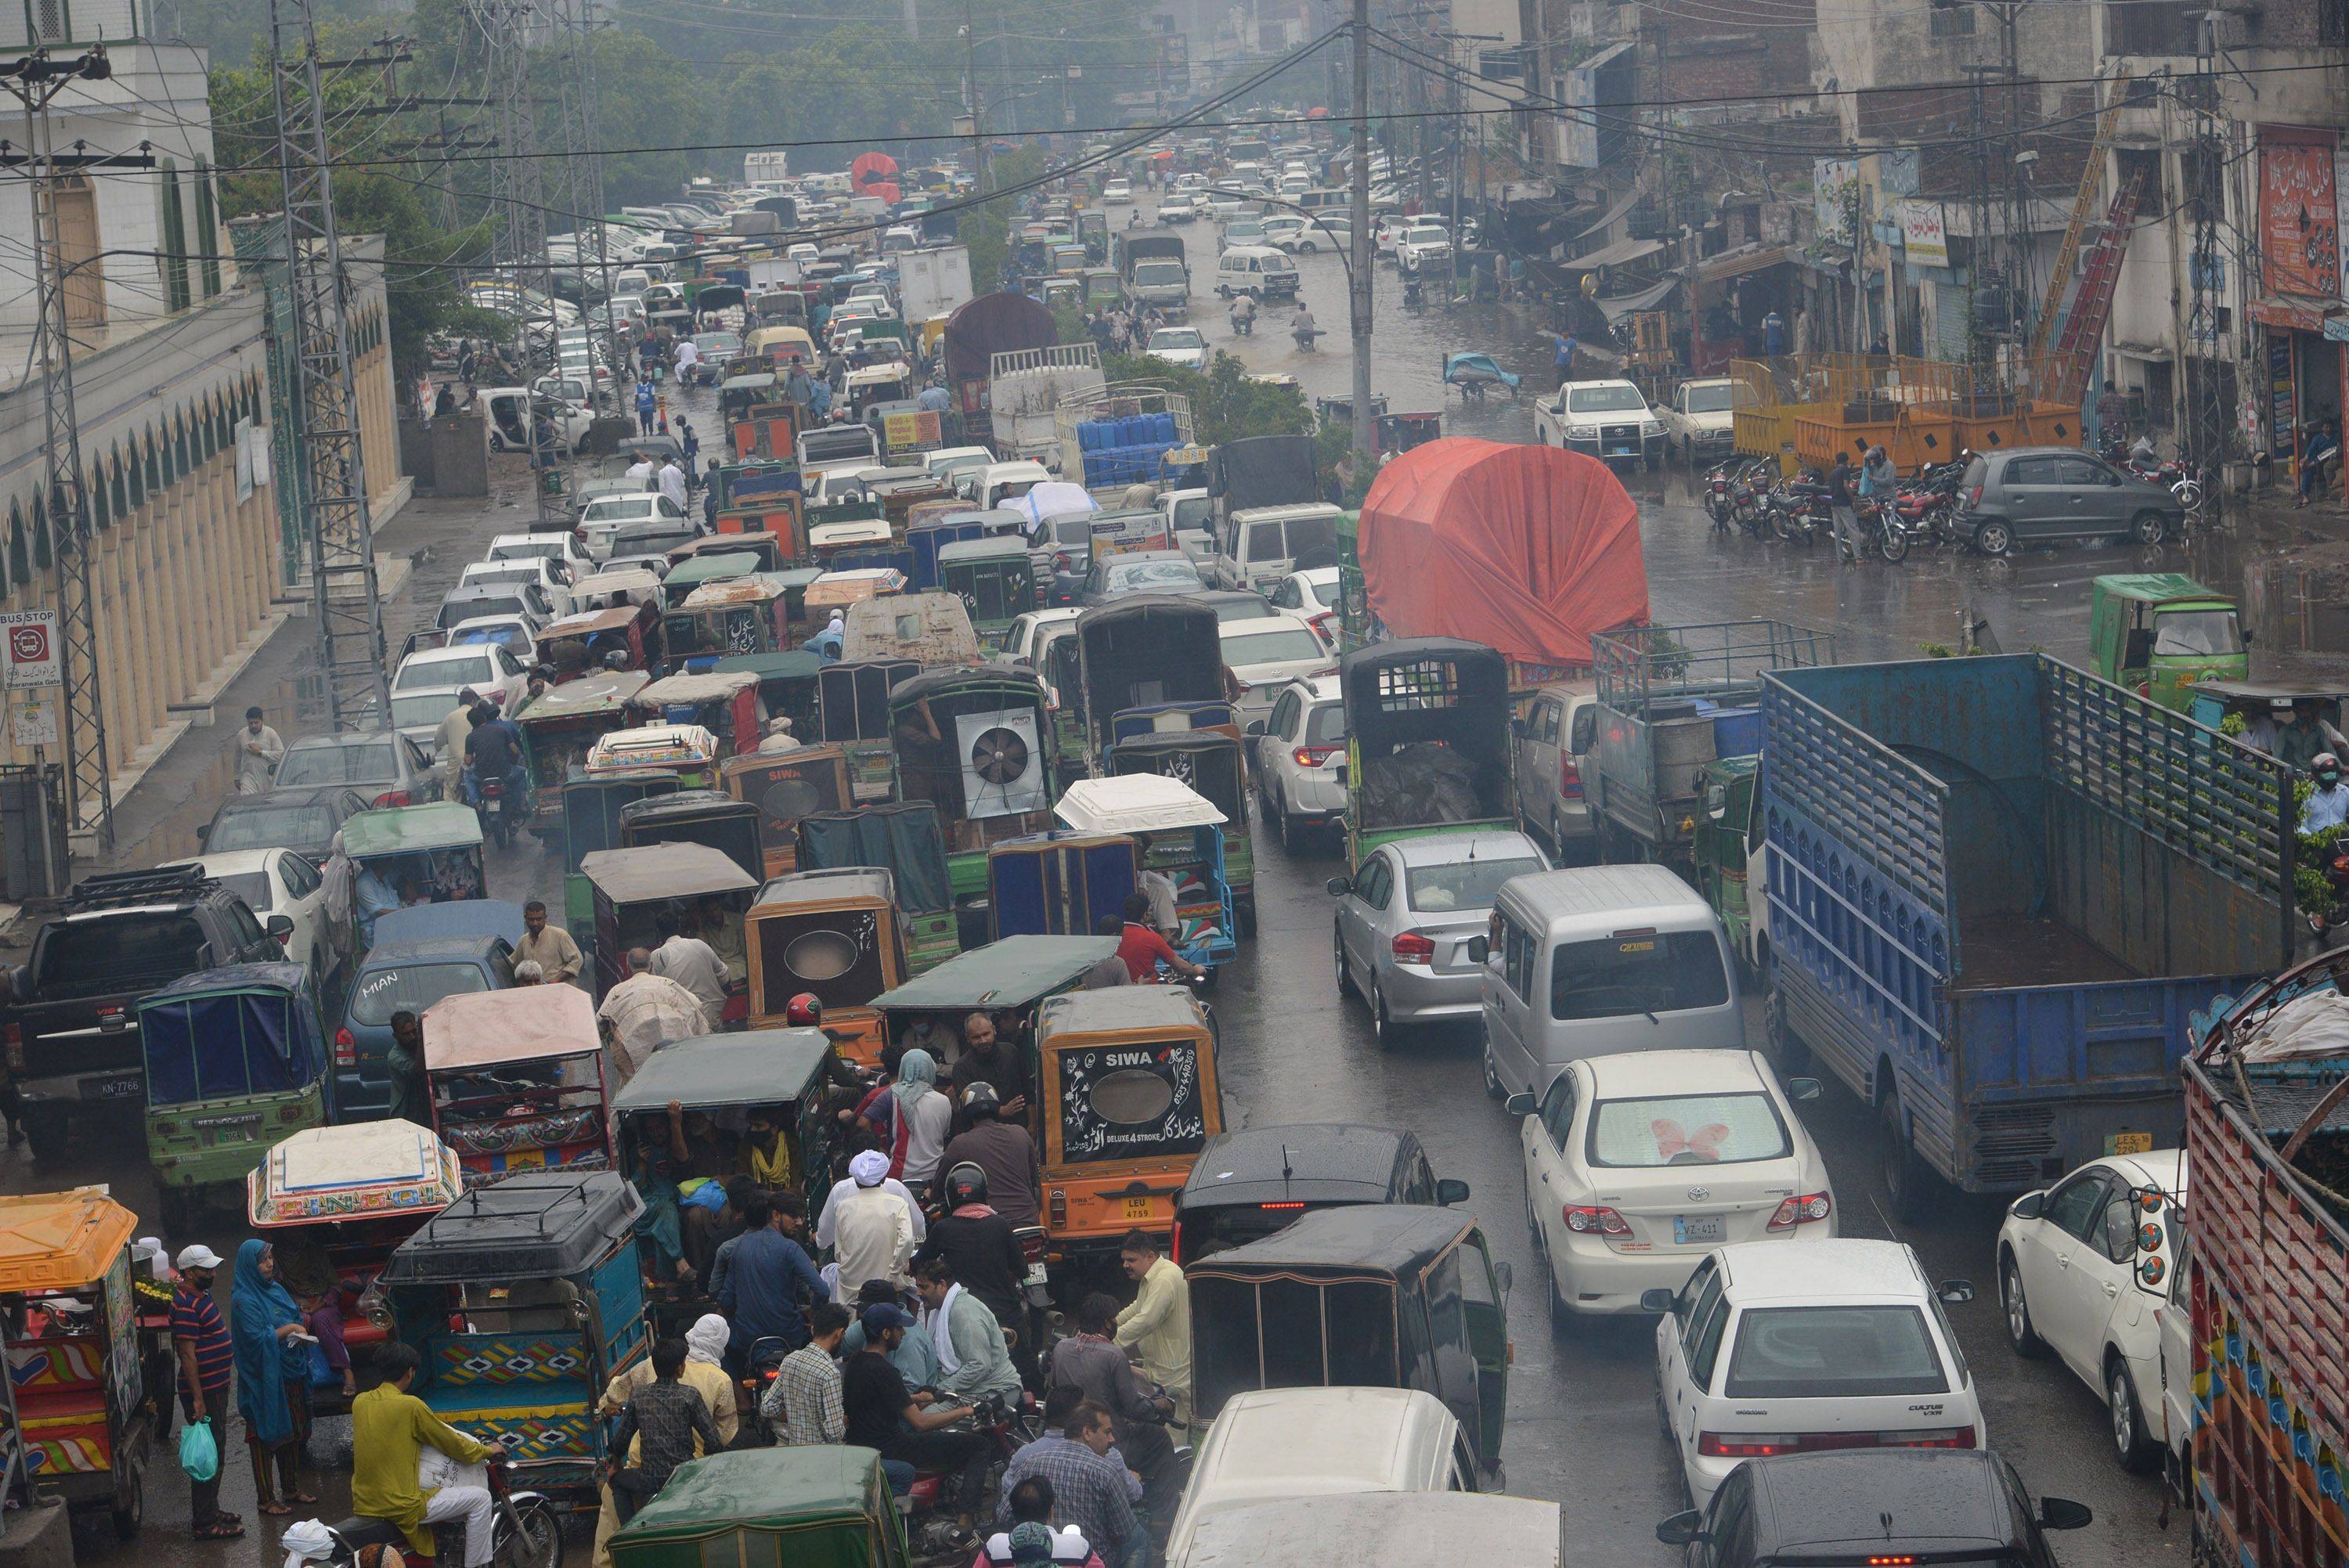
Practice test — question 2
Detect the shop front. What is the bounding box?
[2253,125,2345,501]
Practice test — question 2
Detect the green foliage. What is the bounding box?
[1099,351,1313,449]
[2220,712,2248,737]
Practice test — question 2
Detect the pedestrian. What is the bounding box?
[703,458,723,528]
[317,831,355,965]
[1868,330,1889,359]
[938,1085,1043,1228]
[1113,1231,1190,1434]
[648,909,727,1030]
[1858,445,1895,499]
[914,1253,1023,1404]
[236,706,285,794]
[384,1010,431,1123]
[657,456,688,513]
[634,377,658,435]
[1761,308,1785,356]
[171,1244,243,1541]
[596,948,706,1086]
[995,1399,1144,1568]
[434,690,478,803]
[588,1316,735,1568]
[1827,451,1862,564]
[718,1189,828,1363]
[762,1300,850,1444]
[229,1238,314,1515]
[1551,331,1577,383]
[828,1150,918,1304]
[433,382,456,417]
[677,417,700,473]
[515,899,583,983]
[604,1337,725,1525]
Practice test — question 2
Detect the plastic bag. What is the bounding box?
[179,1416,218,1483]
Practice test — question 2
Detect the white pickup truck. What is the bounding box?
[1532,377,1666,470]
[1658,377,1738,467]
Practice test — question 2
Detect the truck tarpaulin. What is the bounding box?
[943,292,1058,399]
[1357,438,1649,668]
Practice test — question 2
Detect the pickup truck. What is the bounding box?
[1533,379,1666,470]
[4,865,287,1162]
[1762,653,2295,1218]
[1657,377,1737,467]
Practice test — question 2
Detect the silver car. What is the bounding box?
[1248,674,1346,850]
[1328,830,1550,1047]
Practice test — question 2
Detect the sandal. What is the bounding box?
[258,1501,294,1517]
[290,1493,319,1505]
[196,1521,245,1540]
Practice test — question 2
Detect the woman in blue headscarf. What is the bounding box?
[229,1238,313,1513]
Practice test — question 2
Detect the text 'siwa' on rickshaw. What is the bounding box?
[721,746,853,880]
[815,658,919,801]
[1074,596,1225,767]
[421,985,614,1188]
[0,1188,154,1537]
[1055,775,1235,976]
[664,581,788,671]
[619,788,766,885]
[585,723,720,791]
[377,1171,648,1509]
[792,802,962,975]
[581,845,761,1020]
[536,605,659,681]
[1034,986,1223,1282]
[345,802,488,919]
[136,963,333,1232]
[247,1119,464,1414]
[869,933,1117,1073]
[628,671,767,758]
[743,867,907,1065]
[886,665,1058,910]
[841,592,980,669]
[987,829,1138,943]
[514,669,654,843]
[1109,727,1255,936]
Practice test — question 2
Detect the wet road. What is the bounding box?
[9,226,2204,1568]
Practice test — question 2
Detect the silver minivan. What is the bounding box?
[1510,680,1599,862]
[1480,864,1743,1098]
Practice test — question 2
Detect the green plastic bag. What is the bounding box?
[179,1416,218,1483]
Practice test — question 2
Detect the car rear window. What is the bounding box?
[1405,856,1543,911]
[211,872,275,914]
[277,741,398,786]
[439,597,525,629]
[39,914,208,998]
[392,693,457,731]
[1723,1305,1949,1399]
[348,961,490,1026]
[1303,702,1345,743]
[1550,929,1730,1020]
[1221,627,1324,665]
[1107,560,1204,594]
[208,805,334,853]
[1589,1093,1790,1166]
[399,653,493,690]
[1176,1199,1325,1262]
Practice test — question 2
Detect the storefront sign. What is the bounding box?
[2268,331,2297,453]
[2259,131,2340,301]
[1901,203,1950,269]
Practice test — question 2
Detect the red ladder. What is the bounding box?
[2050,168,2146,406]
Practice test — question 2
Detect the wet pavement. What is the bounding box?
[2,227,2219,1568]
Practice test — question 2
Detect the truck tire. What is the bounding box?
[1878,1087,1932,1221]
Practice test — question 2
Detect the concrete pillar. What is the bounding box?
[191,460,228,681]
[117,517,157,748]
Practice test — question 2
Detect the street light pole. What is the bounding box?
[1349,0,1374,460]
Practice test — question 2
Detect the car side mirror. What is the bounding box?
[1245,719,1267,737]
[1937,1279,1976,1305]
[1436,1178,1470,1204]
[1325,877,1350,896]
[1654,1511,1706,1548]
[195,823,211,845]
[265,914,294,940]
[1788,1076,1821,1101]
[1503,1093,1535,1116]
[1508,716,1527,737]
[2008,1190,2045,1221]
[2038,1498,2093,1531]
[1492,1261,1512,1297]
[1640,1288,1678,1314]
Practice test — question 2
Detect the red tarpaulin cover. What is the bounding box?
[1357,438,1650,668]
[850,150,900,189]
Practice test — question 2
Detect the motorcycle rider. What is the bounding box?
[1229,294,1256,336]
[461,699,525,816]
[1291,302,1317,348]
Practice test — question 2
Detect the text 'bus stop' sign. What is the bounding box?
[0,611,60,690]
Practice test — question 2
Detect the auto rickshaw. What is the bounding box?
[713,649,823,737]
[841,591,980,669]
[561,771,684,952]
[515,669,654,840]
[583,845,760,1018]
[2088,572,2248,712]
[585,723,721,789]
[742,867,908,1062]
[764,568,828,645]
[422,985,614,1188]
[806,523,898,571]
[247,1119,464,1413]
[1055,775,1235,975]
[1033,986,1223,1286]
[536,605,659,679]
[1110,729,1255,936]
[660,550,765,610]
[870,933,1117,1067]
[665,580,789,669]
[906,512,992,591]
[1340,639,1515,870]
[719,372,778,426]
[1074,596,1225,767]
[937,537,1037,651]
[2186,679,2347,766]
[1042,627,1087,770]
[378,1171,648,1507]
[793,802,961,975]
[887,665,1058,906]
[137,963,331,1231]
[619,788,765,882]
[0,1188,157,1538]
[630,670,767,756]
[608,1449,915,1568]
[816,658,919,800]
[987,830,1139,941]
[709,463,801,516]
[671,530,791,576]
[723,745,853,878]
[345,802,489,921]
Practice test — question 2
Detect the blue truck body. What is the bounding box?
[1760,654,2294,1208]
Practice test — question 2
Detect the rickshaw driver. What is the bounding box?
[348,1343,499,1567]
[1113,895,1203,984]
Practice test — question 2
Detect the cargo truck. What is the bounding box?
[897,246,975,329]
[987,343,1106,463]
[1054,386,1195,489]
[1763,654,2295,1217]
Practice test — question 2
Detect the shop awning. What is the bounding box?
[2250,295,2338,333]
[1561,236,1664,272]
[1596,279,1678,322]
[1698,244,1790,283]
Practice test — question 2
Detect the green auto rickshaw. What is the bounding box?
[936,536,1037,651]
[608,1448,915,1568]
[345,802,489,925]
[514,669,653,841]
[2088,572,2248,712]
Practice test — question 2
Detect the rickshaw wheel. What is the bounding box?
[110,1458,143,1541]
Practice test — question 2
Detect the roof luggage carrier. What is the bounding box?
[63,864,211,910]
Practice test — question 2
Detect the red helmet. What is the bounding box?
[785,993,823,1027]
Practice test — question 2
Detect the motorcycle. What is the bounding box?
[1229,308,1254,337]
[1860,496,1936,563]
[901,1391,1044,1558]
[1764,481,1831,546]
[327,1457,560,1568]
[474,770,519,850]
[2099,437,2206,514]
[1292,325,1320,352]
[1401,276,1424,307]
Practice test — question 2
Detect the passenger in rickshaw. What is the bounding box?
[648,909,728,1032]
[938,1082,1042,1230]
[947,1011,1030,1113]
[892,697,953,807]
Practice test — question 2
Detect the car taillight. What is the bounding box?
[334,1027,357,1068]
[1259,1201,1307,1210]
[1885,1428,1978,1449]
[4,1023,21,1072]
[1967,484,1983,506]
[1698,1428,1976,1458]
[1768,1192,1832,1231]
[1698,1432,1801,1458]
[1053,553,1073,571]
[1564,1205,1631,1236]
[1391,931,1435,963]
[1560,756,1582,800]
[374,790,411,808]
[1293,744,1340,767]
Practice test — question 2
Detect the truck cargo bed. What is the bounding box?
[1954,917,2135,989]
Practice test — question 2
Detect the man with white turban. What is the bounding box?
[824,1150,919,1304]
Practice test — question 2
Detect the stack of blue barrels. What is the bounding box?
[1076,413,1182,488]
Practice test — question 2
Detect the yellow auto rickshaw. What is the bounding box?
[743,867,909,1065]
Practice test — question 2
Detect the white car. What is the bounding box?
[1535,378,1668,470]
[1218,612,1333,730]
[392,641,530,714]
[1659,377,1738,467]
[1250,673,1346,849]
[1146,326,1208,369]
[162,848,335,981]
[1517,1049,1833,1320]
[1396,223,1452,276]
[442,615,537,668]
[1651,1238,1986,1508]
[1996,1148,2187,1473]
[1159,195,1199,223]
[577,492,691,561]
[460,557,576,620]
[1260,214,1308,251]
[485,531,593,579]
[1002,607,1083,668]
[1103,179,1134,203]
[1267,567,1340,629]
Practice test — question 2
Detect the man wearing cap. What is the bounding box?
[756,716,803,755]
[171,1243,241,1540]
[843,1303,987,1510]
[829,1149,918,1303]
[938,1086,1043,1229]
[976,1476,1107,1568]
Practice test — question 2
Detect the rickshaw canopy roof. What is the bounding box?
[569,571,664,600]
[713,651,824,682]
[889,665,1045,709]
[680,579,784,610]
[619,789,759,830]
[608,1029,835,1115]
[1037,982,1208,1047]
[139,960,311,1004]
[249,1119,464,1227]
[1181,1201,1474,1278]
[633,671,761,707]
[421,984,601,1071]
[583,842,760,902]
[381,1171,644,1283]
[718,373,778,391]
[936,536,1031,564]
[519,670,653,722]
[673,533,786,565]
[0,1188,136,1293]
[2095,571,2228,607]
[752,865,895,910]
[1077,594,1219,641]
[2192,679,2342,707]
[664,552,765,589]
[809,521,895,548]
[871,935,1118,1011]
[587,724,720,769]
[343,802,485,860]
[610,1447,886,1543]
[539,606,648,643]
[1054,774,1225,833]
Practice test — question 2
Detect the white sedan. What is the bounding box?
[1146,326,1208,369]
[1516,1049,1833,1319]
[1267,567,1340,629]
[1217,613,1333,730]
[1104,179,1135,203]
[1996,1148,2187,1473]
[1650,1238,1986,1508]
[392,642,531,714]
[162,848,337,981]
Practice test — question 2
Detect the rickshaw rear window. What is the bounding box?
[1193,1275,1398,1401]
[146,989,312,1105]
[348,962,491,1026]
[41,914,205,999]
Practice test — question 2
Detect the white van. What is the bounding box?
[977,460,1052,511]
[1167,1388,1474,1566]
[1210,501,1343,594]
[1214,245,1300,301]
[1480,863,1744,1098]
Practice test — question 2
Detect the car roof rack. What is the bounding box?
[64,864,213,910]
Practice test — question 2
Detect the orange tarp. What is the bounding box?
[1358,438,1650,669]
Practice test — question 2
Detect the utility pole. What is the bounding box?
[474,0,566,530]
[2,47,116,846]
[2185,16,2228,523]
[269,0,393,731]
[1348,0,1374,460]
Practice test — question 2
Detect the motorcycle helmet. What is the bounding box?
[940,1161,989,1209]
[785,993,823,1027]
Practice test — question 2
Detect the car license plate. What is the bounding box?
[1120,1196,1156,1222]
[1674,1215,1725,1245]
[93,1077,142,1100]
[2105,1130,2154,1155]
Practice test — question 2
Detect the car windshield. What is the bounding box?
[2153,608,2244,657]
[1152,330,1203,351]
[1723,1305,1950,1399]
[1589,1093,1791,1166]
[1566,385,1647,413]
[492,541,561,563]
[1550,930,1730,1019]
[1405,856,1543,910]
[38,914,208,999]
[1171,496,1212,529]
[1222,626,1325,665]
[392,692,460,730]
[208,804,334,853]
[1683,384,1735,413]
[348,961,490,1026]
[277,741,398,786]
[1110,560,1205,593]
[439,597,525,629]
[399,652,493,691]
